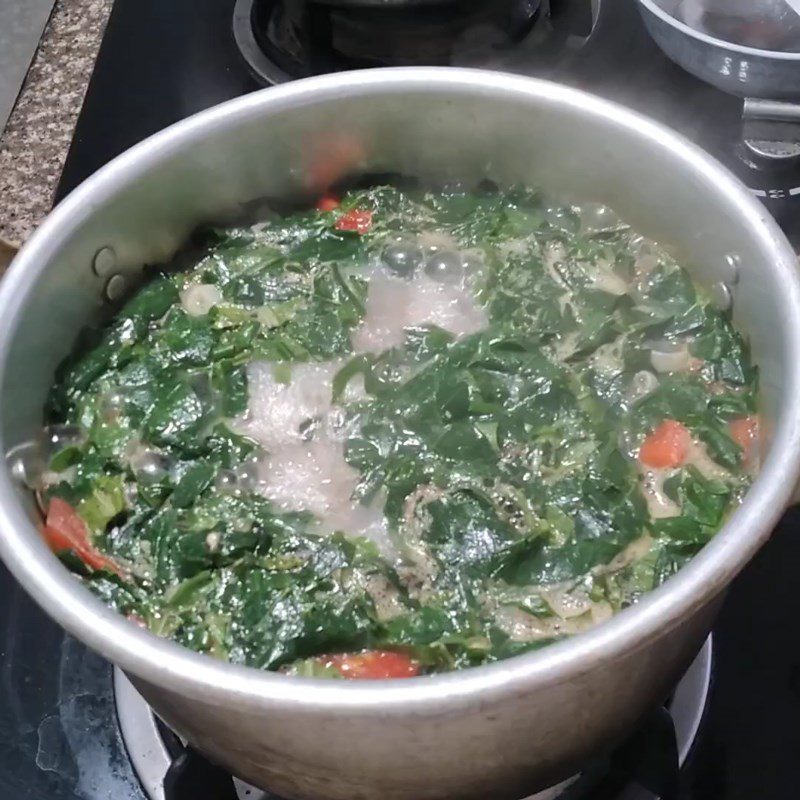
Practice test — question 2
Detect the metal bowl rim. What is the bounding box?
[638,0,800,62]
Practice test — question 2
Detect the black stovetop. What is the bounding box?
[3,1,800,798]
[56,0,800,244]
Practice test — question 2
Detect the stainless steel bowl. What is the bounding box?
[0,68,799,800]
[638,0,800,99]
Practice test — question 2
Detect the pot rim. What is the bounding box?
[0,67,798,711]
[638,0,800,62]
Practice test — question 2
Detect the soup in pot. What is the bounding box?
[38,184,758,678]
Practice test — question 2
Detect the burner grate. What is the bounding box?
[114,637,712,800]
[233,0,561,84]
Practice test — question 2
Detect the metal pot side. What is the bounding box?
[0,69,798,800]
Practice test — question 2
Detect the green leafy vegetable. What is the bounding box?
[43,184,757,675]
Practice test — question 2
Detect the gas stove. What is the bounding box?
[108,641,711,800]
[234,0,546,79]
[58,0,800,245]
[5,1,800,799]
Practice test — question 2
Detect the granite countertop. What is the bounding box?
[0,0,112,247]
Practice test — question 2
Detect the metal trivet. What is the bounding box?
[115,637,712,800]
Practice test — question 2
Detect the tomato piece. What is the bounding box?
[323,650,419,679]
[42,523,75,554]
[46,497,88,543]
[43,497,122,575]
[75,543,122,574]
[334,209,372,234]
[729,415,759,465]
[639,419,691,469]
[316,194,340,212]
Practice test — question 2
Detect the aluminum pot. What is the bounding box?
[638,0,800,99]
[0,68,799,800]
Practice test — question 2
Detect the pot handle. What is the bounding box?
[744,99,800,124]
[743,98,800,145]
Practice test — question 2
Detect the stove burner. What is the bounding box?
[233,0,599,84]
[114,638,712,800]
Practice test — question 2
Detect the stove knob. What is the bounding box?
[742,138,800,170]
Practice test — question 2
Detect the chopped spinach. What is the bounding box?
[42,185,757,675]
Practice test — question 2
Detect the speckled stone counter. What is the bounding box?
[0,0,112,245]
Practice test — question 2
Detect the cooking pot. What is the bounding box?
[637,0,800,99]
[0,68,799,800]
